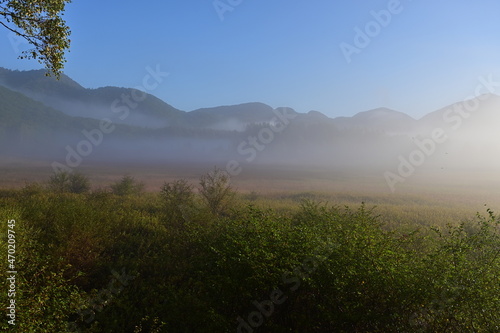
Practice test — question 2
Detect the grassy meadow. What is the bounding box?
[1,159,500,332]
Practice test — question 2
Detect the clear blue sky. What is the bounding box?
[1,0,500,119]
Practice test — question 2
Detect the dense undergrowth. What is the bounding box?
[0,172,499,332]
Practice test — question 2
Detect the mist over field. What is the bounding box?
[2,67,500,194]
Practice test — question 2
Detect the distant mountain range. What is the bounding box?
[0,67,418,133]
[1,67,499,172]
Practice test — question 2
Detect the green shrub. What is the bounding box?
[48,171,91,194]
[110,175,144,196]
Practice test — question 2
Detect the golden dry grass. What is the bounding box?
[1,157,499,228]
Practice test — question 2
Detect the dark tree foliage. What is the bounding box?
[0,0,71,77]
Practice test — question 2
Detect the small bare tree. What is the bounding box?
[199,167,234,216]
[160,179,194,224]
